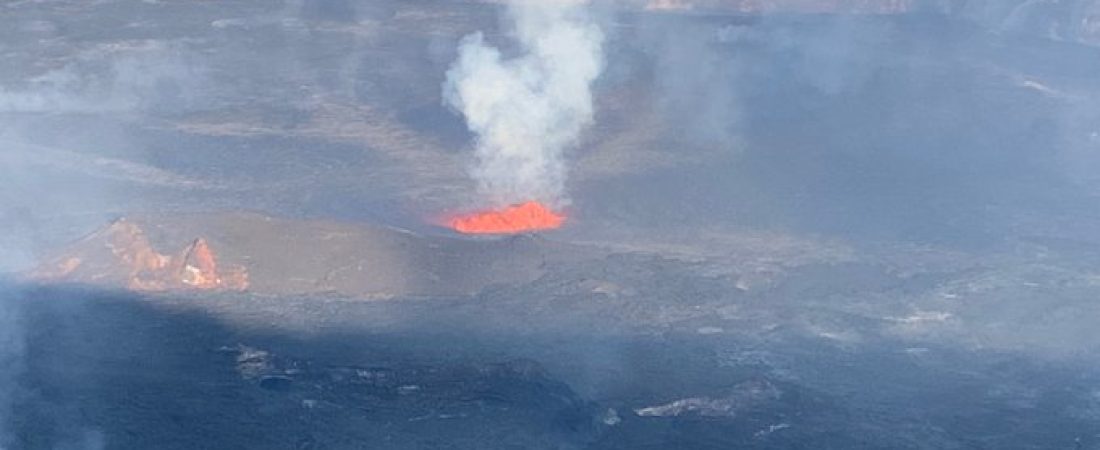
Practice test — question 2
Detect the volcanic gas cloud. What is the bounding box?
[442,0,603,234]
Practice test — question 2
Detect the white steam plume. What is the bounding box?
[443,0,604,207]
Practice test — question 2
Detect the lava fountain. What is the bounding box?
[449,201,565,234]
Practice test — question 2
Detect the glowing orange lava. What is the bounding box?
[449,201,565,234]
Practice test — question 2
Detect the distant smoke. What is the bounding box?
[443,0,604,206]
[0,29,187,450]
[0,44,202,115]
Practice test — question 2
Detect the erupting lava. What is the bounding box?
[449,201,565,234]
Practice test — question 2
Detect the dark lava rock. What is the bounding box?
[258,375,294,391]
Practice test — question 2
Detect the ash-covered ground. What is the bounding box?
[5,1,1100,449]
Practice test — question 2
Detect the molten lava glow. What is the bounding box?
[449,201,565,234]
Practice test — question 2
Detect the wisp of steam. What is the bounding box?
[443,0,604,208]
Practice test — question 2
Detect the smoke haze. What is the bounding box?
[443,0,604,207]
[4,1,1100,448]
[0,290,23,450]
[0,13,203,450]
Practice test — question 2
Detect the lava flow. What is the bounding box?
[449,201,565,234]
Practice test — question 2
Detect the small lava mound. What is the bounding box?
[29,218,248,292]
[27,212,596,298]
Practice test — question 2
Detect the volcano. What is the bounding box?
[449,201,566,235]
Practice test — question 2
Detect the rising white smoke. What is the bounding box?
[443,0,604,207]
